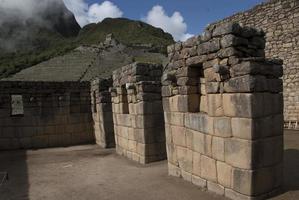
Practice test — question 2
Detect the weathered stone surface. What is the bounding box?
[164,112,185,126]
[207,94,223,117]
[212,136,225,161]
[213,117,232,137]
[169,95,199,113]
[231,61,283,78]
[177,146,193,172]
[207,181,225,196]
[217,161,232,188]
[232,165,282,196]
[221,34,248,48]
[192,131,212,156]
[225,138,256,169]
[223,93,264,118]
[192,175,207,188]
[171,125,186,147]
[206,82,220,94]
[212,22,242,37]
[198,39,221,54]
[185,113,213,134]
[201,155,217,182]
[224,75,267,93]
[200,96,208,113]
[192,151,201,176]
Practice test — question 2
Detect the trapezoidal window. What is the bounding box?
[10,94,24,116]
[121,85,129,114]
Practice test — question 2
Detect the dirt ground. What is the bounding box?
[0,130,299,200]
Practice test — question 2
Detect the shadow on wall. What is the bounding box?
[0,150,28,200]
[284,149,299,192]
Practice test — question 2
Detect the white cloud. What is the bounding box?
[143,5,193,41]
[63,0,123,27]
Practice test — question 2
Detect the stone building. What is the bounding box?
[91,78,115,148]
[111,62,166,164]
[162,23,284,199]
[0,81,94,149]
[210,0,299,128]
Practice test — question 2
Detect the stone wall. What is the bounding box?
[111,62,166,164]
[91,78,115,148]
[209,0,299,127]
[0,81,94,150]
[163,23,284,199]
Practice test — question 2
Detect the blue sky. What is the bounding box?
[64,0,264,41]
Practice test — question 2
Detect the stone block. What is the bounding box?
[198,38,221,54]
[200,96,208,113]
[231,118,259,140]
[205,82,220,94]
[185,129,194,149]
[162,98,170,112]
[232,165,282,196]
[231,61,283,78]
[171,125,186,147]
[200,84,207,95]
[168,162,181,177]
[169,95,199,113]
[182,170,192,182]
[164,112,185,126]
[224,75,267,93]
[207,94,224,117]
[203,58,220,69]
[186,55,207,67]
[177,146,193,172]
[162,86,172,97]
[192,175,207,188]
[166,143,178,165]
[212,136,225,161]
[257,136,283,167]
[185,113,214,134]
[201,155,217,182]
[204,68,221,82]
[225,138,257,169]
[223,93,264,118]
[128,140,137,152]
[212,23,241,37]
[217,47,243,58]
[207,181,225,196]
[220,34,248,48]
[213,117,232,137]
[192,151,201,176]
[217,161,232,188]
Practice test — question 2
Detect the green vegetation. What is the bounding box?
[77,18,174,53]
[0,18,174,79]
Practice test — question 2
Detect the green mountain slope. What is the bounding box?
[0,0,81,78]
[0,18,174,79]
[77,18,174,53]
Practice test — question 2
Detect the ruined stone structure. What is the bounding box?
[162,23,284,199]
[111,62,166,164]
[91,78,115,148]
[0,81,94,150]
[210,0,299,128]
